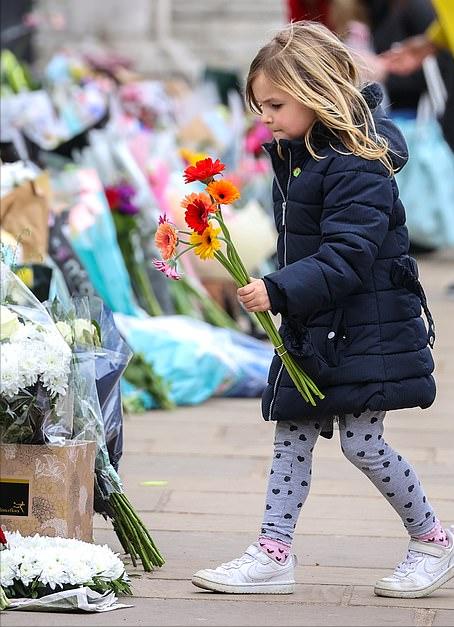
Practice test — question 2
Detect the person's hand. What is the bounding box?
[237,278,271,313]
[352,50,389,83]
[380,35,437,76]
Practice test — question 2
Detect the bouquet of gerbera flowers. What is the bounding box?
[152,158,324,406]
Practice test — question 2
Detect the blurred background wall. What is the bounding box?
[33,0,285,81]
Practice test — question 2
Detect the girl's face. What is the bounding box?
[251,71,316,141]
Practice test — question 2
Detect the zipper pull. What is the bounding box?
[282,201,286,226]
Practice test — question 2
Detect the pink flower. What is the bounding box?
[152,259,182,280]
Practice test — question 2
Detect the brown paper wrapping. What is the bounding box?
[0,440,96,542]
[0,172,51,263]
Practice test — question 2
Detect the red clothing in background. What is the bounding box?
[286,0,331,27]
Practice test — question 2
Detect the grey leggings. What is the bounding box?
[261,410,438,544]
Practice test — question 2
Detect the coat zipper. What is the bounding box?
[264,146,293,420]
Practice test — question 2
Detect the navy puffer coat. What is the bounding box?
[261,83,436,435]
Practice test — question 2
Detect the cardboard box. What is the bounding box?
[0,440,96,542]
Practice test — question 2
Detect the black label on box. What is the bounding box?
[0,479,29,516]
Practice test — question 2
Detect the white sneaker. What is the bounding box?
[191,543,296,594]
[374,528,454,598]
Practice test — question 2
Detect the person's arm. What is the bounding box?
[261,158,393,319]
[380,31,438,75]
[381,13,451,77]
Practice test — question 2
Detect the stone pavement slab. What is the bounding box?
[2,599,444,627]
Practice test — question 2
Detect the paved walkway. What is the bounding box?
[2,252,454,626]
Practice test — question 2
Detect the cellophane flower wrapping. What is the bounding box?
[46,295,164,571]
[46,296,126,506]
[90,297,133,471]
[0,262,72,445]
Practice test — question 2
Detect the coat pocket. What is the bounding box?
[279,320,326,379]
[324,308,348,367]
[280,309,347,377]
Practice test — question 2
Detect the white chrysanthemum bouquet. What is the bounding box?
[0,264,72,444]
[0,530,131,608]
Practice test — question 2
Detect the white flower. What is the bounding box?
[1,531,128,593]
[18,558,41,586]
[0,551,18,587]
[9,320,41,343]
[65,559,94,586]
[74,319,97,346]
[0,344,21,397]
[55,321,73,345]
[14,337,43,388]
[38,559,67,590]
[0,305,21,340]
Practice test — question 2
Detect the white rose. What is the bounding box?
[0,306,21,341]
[74,319,97,346]
[55,321,73,345]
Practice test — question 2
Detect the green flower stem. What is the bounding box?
[134,264,163,316]
[112,212,163,317]
[112,517,138,566]
[214,251,243,284]
[111,497,149,570]
[118,493,165,564]
[174,243,198,261]
[113,502,153,572]
[112,509,138,562]
[109,492,165,571]
[213,244,325,406]
[116,493,165,565]
[215,214,250,282]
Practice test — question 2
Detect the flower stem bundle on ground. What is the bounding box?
[152,158,324,406]
[124,353,175,410]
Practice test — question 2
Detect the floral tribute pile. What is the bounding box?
[152,157,324,406]
[0,529,131,611]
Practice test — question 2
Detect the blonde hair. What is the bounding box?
[245,21,395,175]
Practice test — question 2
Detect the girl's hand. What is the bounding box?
[237,278,271,312]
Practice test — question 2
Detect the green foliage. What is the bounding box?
[124,353,174,410]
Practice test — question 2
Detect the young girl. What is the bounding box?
[192,21,453,599]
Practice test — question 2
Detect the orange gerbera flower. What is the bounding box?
[189,223,222,260]
[206,179,240,205]
[154,219,179,260]
[181,192,216,234]
[183,157,225,184]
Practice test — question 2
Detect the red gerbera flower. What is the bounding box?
[182,192,215,234]
[183,157,225,184]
